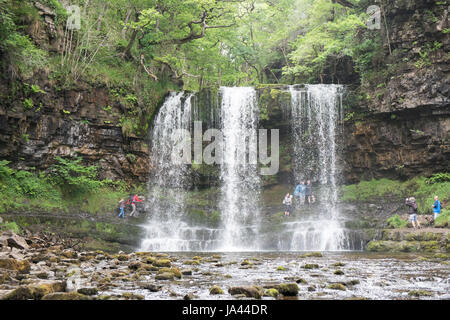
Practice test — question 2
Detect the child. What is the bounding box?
[118,199,125,219]
[283,193,293,217]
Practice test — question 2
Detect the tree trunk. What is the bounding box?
[122,8,133,39]
[96,3,108,31]
[124,12,140,59]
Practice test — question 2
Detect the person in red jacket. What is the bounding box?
[126,194,143,217]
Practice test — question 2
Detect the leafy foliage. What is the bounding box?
[342,175,450,215]
[49,156,111,196]
[386,214,407,229]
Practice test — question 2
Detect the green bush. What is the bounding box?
[342,175,450,214]
[49,156,107,196]
[0,221,21,234]
[427,173,450,184]
[386,214,407,229]
[434,209,449,228]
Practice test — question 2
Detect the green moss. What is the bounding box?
[264,288,279,297]
[408,290,433,297]
[277,283,298,296]
[328,283,346,291]
[302,264,320,269]
[209,285,224,295]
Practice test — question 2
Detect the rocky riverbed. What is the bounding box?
[0,230,449,300]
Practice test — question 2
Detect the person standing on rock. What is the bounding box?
[127,194,143,217]
[283,193,293,216]
[432,195,441,221]
[118,199,126,219]
[294,180,306,206]
[305,180,315,204]
[119,199,125,219]
[406,197,421,229]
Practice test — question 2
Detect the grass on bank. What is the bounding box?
[0,157,145,215]
[341,173,450,214]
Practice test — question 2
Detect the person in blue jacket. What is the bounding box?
[294,180,306,205]
[432,195,441,221]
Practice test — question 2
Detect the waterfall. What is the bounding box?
[283,84,349,251]
[140,85,360,252]
[140,92,203,251]
[218,87,261,251]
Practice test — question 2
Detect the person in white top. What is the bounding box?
[283,193,293,217]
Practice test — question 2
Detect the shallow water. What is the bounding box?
[92,252,449,300]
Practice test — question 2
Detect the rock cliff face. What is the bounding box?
[343,0,449,183]
[0,76,151,183]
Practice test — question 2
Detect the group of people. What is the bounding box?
[405,195,442,229]
[118,194,144,219]
[283,180,315,216]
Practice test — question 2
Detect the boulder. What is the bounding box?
[155,272,174,280]
[181,269,192,275]
[0,258,31,273]
[77,287,99,296]
[209,286,224,295]
[154,259,171,267]
[264,288,279,297]
[140,283,162,292]
[4,233,29,250]
[157,267,181,278]
[1,280,66,300]
[228,286,263,299]
[328,283,346,291]
[277,283,299,296]
[42,292,91,300]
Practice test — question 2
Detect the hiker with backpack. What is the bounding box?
[127,194,143,217]
[405,197,421,229]
[118,199,126,219]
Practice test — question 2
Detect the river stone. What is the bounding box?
[140,283,162,292]
[61,250,78,259]
[155,272,174,280]
[264,288,279,297]
[0,258,31,274]
[1,280,66,300]
[229,286,263,299]
[77,287,99,296]
[157,267,181,278]
[154,259,171,267]
[209,285,224,295]
[181,269,192,275]
[277,283,299,296]
[0,237,7,251]
[184,293,195,300]
[328,283,346,291]
[302,264,320,269]
[42,292,91,300]
[128,262,143,270]
[2,286,35,300]
[4,233,29,250]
